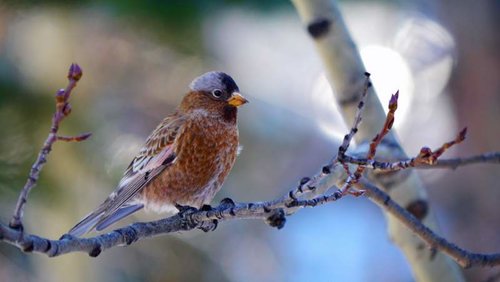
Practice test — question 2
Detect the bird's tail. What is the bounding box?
[67,209,106,237]
[67,204,143,237]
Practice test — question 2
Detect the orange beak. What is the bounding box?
[227,92,249,107]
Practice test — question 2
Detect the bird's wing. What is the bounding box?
[113,113,185,203]
[68,113,185,236]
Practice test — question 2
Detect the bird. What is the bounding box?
[67,71,248,237]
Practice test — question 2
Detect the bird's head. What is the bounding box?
[181,72,248,122]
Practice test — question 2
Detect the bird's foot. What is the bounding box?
[198,204,219,232]
[198,219,218,232]
[175,204,200,230]
[175,203,219,232]
[175,203,198,216]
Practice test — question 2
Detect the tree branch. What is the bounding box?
[340,128,476,171]
[9,64,89,230]
[2,170,499,269]
[419,152,500,169]
[360,179,500,268]
[0,173,348,257]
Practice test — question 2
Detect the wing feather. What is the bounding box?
[68,113,185,236]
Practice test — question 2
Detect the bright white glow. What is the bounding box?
[313,46,414,140]
[360,45,413,128]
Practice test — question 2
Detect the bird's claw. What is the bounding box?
[198,219,218,232]
[175,204,201,230]
[175,204,198,217]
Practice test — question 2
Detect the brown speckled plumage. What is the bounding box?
[142,97,240,210]
[68,72,247,236]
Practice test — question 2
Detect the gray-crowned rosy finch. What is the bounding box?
[68,71,248,236]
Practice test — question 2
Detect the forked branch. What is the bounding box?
[9,64,90,230]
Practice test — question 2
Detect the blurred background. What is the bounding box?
[0,0,499,281]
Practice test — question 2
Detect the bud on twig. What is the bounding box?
[67,63,83,82]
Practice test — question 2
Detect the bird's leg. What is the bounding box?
[197,204,219,232]
[175,203,218,232]
[175,199,237,232]
[198,198,236,232]
[191,199,237,232]
[175,203,200,231]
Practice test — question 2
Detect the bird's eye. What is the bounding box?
[212,89,223,98]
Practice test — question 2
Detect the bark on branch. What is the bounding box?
[9,63,88,230]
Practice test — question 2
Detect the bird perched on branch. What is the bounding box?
[68,72,248,236]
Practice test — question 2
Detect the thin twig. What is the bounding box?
[360,179,500,268]
[339,90,398,194]
[334,73,371,196]
[9,64,86,230]
[336,72,371,159]
[364,91,399,161]
[423,152,500,169]
[341,128,470,171]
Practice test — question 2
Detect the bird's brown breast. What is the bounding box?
[141,112,239,209]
